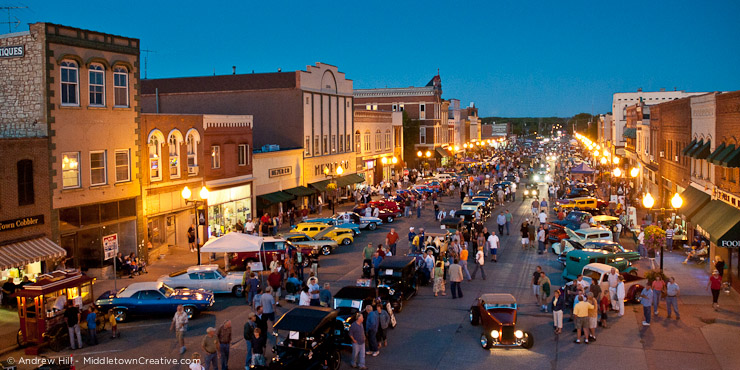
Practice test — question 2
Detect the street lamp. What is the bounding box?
[182,185,209,265]
[613,167,622,178]
[600,157,607,165]
[324,165,343,214]
[613,157,620,165]
[630,167,639,178]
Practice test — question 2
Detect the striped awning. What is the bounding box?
[0,237,66,271]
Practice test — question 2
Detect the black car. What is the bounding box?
[332,286,397,347]
[377,256,420,312]
[265,307,342,370]
[444,209,484,231]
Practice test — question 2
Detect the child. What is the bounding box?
[599,293,610,329]
[189,352,204,370]
[109,309,119,338]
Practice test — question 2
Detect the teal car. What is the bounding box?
[304,212,381,235]
[561,249,638,281]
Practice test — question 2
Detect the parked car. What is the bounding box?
[551,227,613,255]
[461,202,485,216]
[553,197,606,213]
[95,282,214,322]
[564,263,645,306]
[562,249,638,281]
[354,199,403,217]
[280,232,339,256]
[228,237,318,271]
[290,222,332,237]
[424,181,443,191]
[469,293,533,350]
[434,173,454,181]
[376,256,420,312]
[550,210,594,231]
[558,240,640,263]
[418,231,454,255]
[267,306,342,370]
[332,286,398,347]
[313,225,355,246]
[157,265,244,296]
[564,188,592,198]
[471,196,495,210]
[305,212,381,232]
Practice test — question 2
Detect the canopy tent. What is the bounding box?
[570,163,596,174]
[201,232,263,253]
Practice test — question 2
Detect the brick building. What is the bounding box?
[656,97,692,207]
[353,110,402,185]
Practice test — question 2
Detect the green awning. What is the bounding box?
[622,128,637,139]
[336,173,365,187]
[309,179,331,192]
[710,144,735,166]
[257,191,294,205]
[720,146,740,168]
[693,200,740,247]
[685,139,703,158]
[284,186,316,197]
[682,139,697,155]
[679,186,711,221]
[707,142,727,164]
[693,140,712,160]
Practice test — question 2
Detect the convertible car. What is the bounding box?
[157,265,244,296]
[95,282,214,322]
[469,293,533,350]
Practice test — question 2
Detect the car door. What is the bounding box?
[135,290,167,314]
[199,271,220,292]
[187,272,202,290]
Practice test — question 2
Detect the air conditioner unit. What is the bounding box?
[188,166,199,175]
[659,151,665,158]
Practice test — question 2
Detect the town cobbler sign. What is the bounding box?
[0,215,44,232]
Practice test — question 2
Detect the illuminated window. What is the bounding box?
[62,152,81,189]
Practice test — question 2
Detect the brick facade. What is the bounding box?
[714,91,740,194]
[656,98,692,206]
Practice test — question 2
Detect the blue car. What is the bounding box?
[305,212,382,234]
[95,282,214,322]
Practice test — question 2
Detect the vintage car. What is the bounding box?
[562,249,638,281]
[305,212,381,232]
[290,222,332,237]
[564,188,593,198]
[424,181,443,191]
[466,199,491,217]
[376,256,420,312]
[592,215,620,232]
[266,307,342,370]
[551,227,613,255]
[577,263,645,304]
[476,190,494,198]
[229,237,318,270]
[157,265,244,296]
[418,231,453,255]
[353,199,403,218]
[461,202,485,216]
[434,173,454,181]
[95,282,214,322]
[549,210,594,234]
[469,293,533,349]
[553,197,606,213]
[411,184,436,194]
[354,207,397,224]
[522,183,539,198]
[313,225,355,246]
[280,232,339,256]
[332,286,398,347]
[440,210,483,231]
[471,196,495,210]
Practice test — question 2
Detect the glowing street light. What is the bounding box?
[642,193,655,209]
[613,167,622,177]
[630,167,639,178]
[671,193,683,209]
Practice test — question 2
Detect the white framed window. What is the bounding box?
[392,104,398,112]
[113,67,129,107]
[385,129,391,150]
[90,150,107,186]
[88,64,105,106]
[314,135,320,155]
[238,144,248,166]
[305,136,311,156]
[60,60,79,106]
[375,130,382,151]
[148,131,164,181]
[372,104,378,111]
[115,149,130,183]
[168,130,183,179]
[366,104,371,110]
[399,103,404,112]
[355,131,361,154]
[364,130,371,152]
[420,103,426,119]
[331,135,336,153]
[420,128,426,144]
[211,145,221,169]
[186,129,200,170]
[62,152,81,189]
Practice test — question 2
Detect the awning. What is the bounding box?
[693,200,740,247]
[622,128,637,139]
[257,191,294,206]
[284,186,316,197]
[0,237,66,271]
[685,139,703,157]
[679,186,711,220]
[336,173,365,187]
[707,142,727,164]
[435,147,450,158]
[693,140,712,160]
[682,139,697,155]
[309,179,331,192]
[720,146,740,168]
[710,144,735,166]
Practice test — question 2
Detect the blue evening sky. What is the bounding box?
[8,0,740,117]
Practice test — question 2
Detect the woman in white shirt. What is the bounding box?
[299,286,311,306]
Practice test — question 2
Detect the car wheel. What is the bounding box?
[386,216,394,223]
[368,222,377,231]
[48,326,68,352]
[521,331,534,349]
[480,333,492,349]
[321,245,332,256]
[342,238,352,245]
[629,269,638,276]
[233,285,244,297]
[184,306,198,319]
[470,308,480,326]
[113,308,128,323]
[328,349,342,370]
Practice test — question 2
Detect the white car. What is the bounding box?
[434,173,453,181]
[157,265,244,297]
[551,227,613,255]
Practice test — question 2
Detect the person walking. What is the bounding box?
[504,210,512,235]
[470,247,487,280]
[708,269,722,311]
[527,221,536,249]
[532,266,542,302]
[171,305,189,354]
[640,284,654,326]
[64,301,83,350]
[449,259,464,299]
[349,313,367,369]
[539,271,551,312]
[386,228,399,257]
[551,290,565,335]
[666,277,680,319]
[377,304,390,348]
[365,305,380,356]
[616,276,626,316]
[537,225,546,254]
[243,313,256,368]
[651,275,666,316]
[216,320,231,370]
[531,199,539,218]
[496,212,506,236]
[260,287,276,323]
[187,224,196,252]
[573,293,593,344]
[538,209,547,227]
[433,261,446,297]
[459,245,472,281]
[476,231,487,259]
[200,327,219,370]
[587,292,598,341]
[487,230,499,263]
[250,327,267,367]
[665,225,674,252]
[520,220,530,250]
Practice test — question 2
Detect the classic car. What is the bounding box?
[305,212,381,232]
[418,231,453,255]
[396,189,421,199]
[229,237,318,270]
[424,181,443,191]
[280,232,339,256]
[411,185,436,194]
[592,215,620,232]
[353,199,403,218]
[551,227,613,255]
[522,183,539,198]
[550,210,593,231]
[476,190,494,198]
[465,199,491,218]
[94,282,214,322]
[266,307,342,370]
[461,201,485,216]
[434,173,454,181]
[332,286,398,347]
[376,256,420,312]
[532,172,552,183]
[564,241,640,263]
[564,188,593,198]
[471,196,495,210]
[441,209,483,231]
[469,293,533,349]
[562,249,638,281]
[353,206,397,224]
[313,225,354,246]
[553,197,606,213]
[157,265,244,296]
[290,222,332,237]
[573,263,645,304]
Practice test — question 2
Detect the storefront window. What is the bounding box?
[207,185,252,238]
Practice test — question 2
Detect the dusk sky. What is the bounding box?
[7,0,740,117]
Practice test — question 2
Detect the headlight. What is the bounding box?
[490,330,499,339]
[515,330,524,339]
[532,190,537,196]
[524,190,529,195]
[534,175,540,182]
[545,175,552,182]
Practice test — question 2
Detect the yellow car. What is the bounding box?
[290,222,331,237]
[554,197,601,212]
[314,225,355,246]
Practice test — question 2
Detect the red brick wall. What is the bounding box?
[715,91,740,194]
[657,98,692,195]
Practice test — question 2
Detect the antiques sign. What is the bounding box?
[269,166,292,178]
[0,45,24,58]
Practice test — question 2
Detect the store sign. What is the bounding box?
[0,45,24,58]
[103,234,118,260]
[0,215,44,232]
[269,166,292,178]
[720,240,740,248]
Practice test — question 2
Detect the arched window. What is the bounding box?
[113,66,129,107]
[17,160,34,206]
[186,129,201,174]
[89,64,105,106]
[375,130,382,151]
[385,129,392,150]
[355,131,361,154]
[148,130,165,181]
[60,60,79,105]
[168,130,183,179]
[364,130,371,152]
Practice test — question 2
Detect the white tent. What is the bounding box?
[200,232,263,253]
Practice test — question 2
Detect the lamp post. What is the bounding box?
[182,185,209,265]
[642,192,682,271]
[323,165,344,215]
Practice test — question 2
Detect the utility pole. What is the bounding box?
[0,6,26,33]
[141,49,156,79]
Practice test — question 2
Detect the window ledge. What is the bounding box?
[61,187,85,193]
[87,106,107,110]
[114,181,132,186]
[90,184,111,189]
[113,106,132,110]
[60,105,82,109]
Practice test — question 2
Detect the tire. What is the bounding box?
[629,270,638,276]
[342,238,352,246]
[327,349,342,370]
[470,308,480,326]
[321,245,332,256]
[48,326,67,352]
[386,216,394,223]
[480,333,492,349]
[233,285,244,297]
[521,331,534,349]
[113,308,128,323]
[17,329,26,347]
[183,306,198,319]
[368,222,377,231]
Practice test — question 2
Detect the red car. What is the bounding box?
[353,200,403,218]
[228,237,318,270]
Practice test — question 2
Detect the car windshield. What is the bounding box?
[215,268,226,278]
[334,298,363,309]
[159,284,175,297]
[484,303,517,310]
